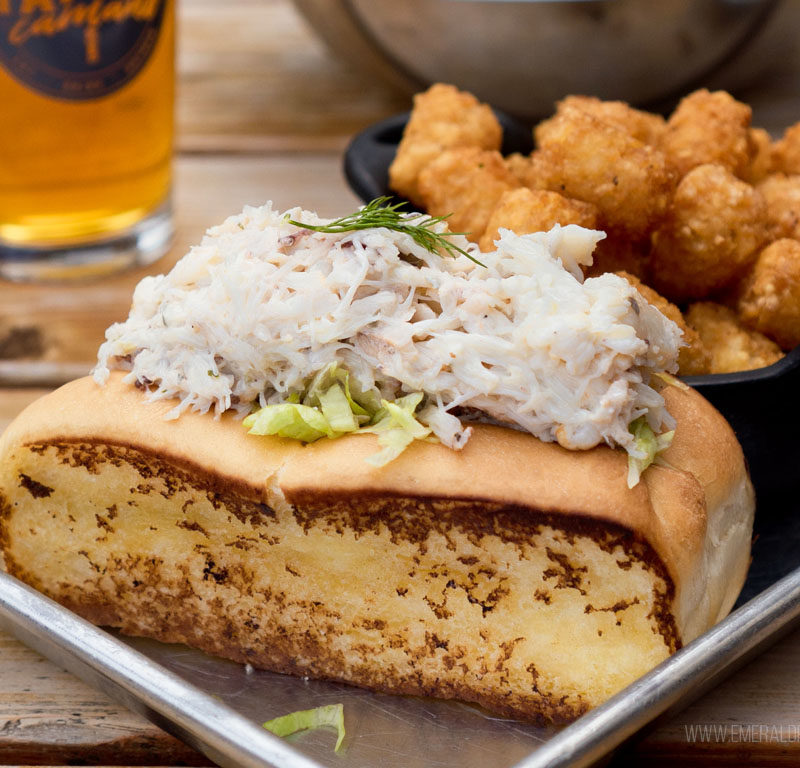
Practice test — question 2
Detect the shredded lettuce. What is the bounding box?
[244,364,430,466]
[358,392,432,467]
[654,371,690,391]
[243,402,336,442]
[246,364,675,476]
[263,703,345,752]
[303,362,380,420]
[627,416,674,488]
[317,383,360,432]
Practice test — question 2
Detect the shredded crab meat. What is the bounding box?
[94,202,683,455]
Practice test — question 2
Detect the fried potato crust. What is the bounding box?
[532,104,675,235]
[771,122,800,175]
[536,94,666,146]
[389,83,502,205]
[583,229,649,280]
[479,187,599,252]
[658,89,754,179]
[417,147,516,242]
[685,302,784,373]
[757,172,800,241]
[737,238,800,351]
[648,164,768,301]
[504,152,540,187]
[743,128,774,185]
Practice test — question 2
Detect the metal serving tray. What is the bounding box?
[1,485,800,768]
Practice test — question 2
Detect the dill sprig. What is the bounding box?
[286,196,485,267]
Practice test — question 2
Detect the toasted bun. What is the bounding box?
[0,373,753,723]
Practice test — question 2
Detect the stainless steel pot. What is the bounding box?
[295,0,796,119]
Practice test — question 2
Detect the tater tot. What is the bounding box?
[389,83,502,205]
[771,122,800,175]
[478,187,599,252]
[532,104,675,235]
[536,95,666,146]
[505,150,559,192]
[757,173,800,240]
[743,127,774,184]
[648,164,768,301]
[686,302,784,373]
[504,152,535,186]
[737,238,800,350]
[583,228,648,280]
[417,147,516,242]
[615,272,711,375]
[658,89,753,179]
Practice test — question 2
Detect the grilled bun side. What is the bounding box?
[0,374,754,723]
[644,388,754,641]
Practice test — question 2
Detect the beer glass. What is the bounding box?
[0,0,175,281]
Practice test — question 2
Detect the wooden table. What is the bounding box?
[2,1,800,765]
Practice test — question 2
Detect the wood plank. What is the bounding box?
[619,625,800,765]
[0,390,47,434]
[0,633,210,766]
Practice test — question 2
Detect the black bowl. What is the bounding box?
[683,348,800,506]
[343,113,800,505]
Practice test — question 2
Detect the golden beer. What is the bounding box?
[0,0,174,280]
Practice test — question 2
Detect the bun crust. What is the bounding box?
[0,374,754,722]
